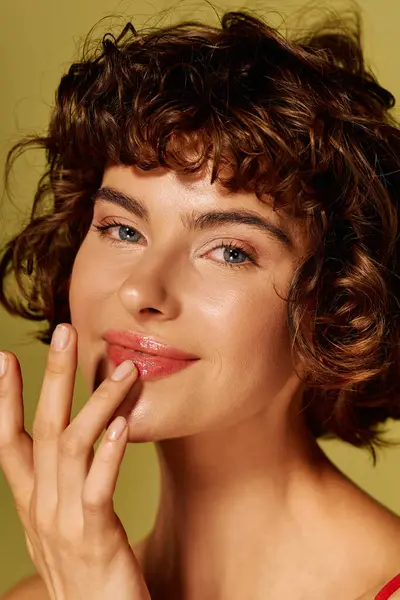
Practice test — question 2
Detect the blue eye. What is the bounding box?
[91,220,258,269]
[91,220,143,244]
[115,225,141,243]
[207,241,256,268]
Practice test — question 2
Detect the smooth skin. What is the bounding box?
[2,164,400,600]
[0,324,150,600]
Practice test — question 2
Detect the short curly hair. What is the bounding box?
[2,8,400,459]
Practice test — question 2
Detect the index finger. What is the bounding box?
[56,360,138,518]
[31,323,78,516]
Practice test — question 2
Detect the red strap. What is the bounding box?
[375,574,400,600]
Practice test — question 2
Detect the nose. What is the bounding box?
[117,250,182,322]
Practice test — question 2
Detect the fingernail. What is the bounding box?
[51,325,69,351]
[110,360,136,381]
[0,353,8,377]
[107,416,127,441]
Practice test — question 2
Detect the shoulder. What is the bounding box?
[1,574,49,600]
[355,577,400,600]
[367,590,400,600]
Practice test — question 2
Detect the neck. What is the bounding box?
[140,401,349,600]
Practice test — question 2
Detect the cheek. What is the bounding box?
[210,271,292,359]
[69,239,120,324]
[204,270,295,405]
[181,282,296,433]
[218,297,292,376]
[68,241,117,383]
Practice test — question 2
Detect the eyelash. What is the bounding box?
[91,219,258,269]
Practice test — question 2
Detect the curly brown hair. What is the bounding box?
[1,7,400,459]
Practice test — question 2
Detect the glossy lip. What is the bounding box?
[106,343,199,381]
[103,329,198,360]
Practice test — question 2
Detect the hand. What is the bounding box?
[0,324,151,600]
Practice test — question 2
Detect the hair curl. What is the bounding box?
[2,7,400,460]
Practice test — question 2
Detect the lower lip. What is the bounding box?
[106,344,198,381]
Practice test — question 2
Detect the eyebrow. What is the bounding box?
[91,186,293,250]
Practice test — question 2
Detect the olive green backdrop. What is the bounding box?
[1,0,399,595]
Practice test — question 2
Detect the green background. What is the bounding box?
[1,0,399,595]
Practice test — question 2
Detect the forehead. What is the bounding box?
[101,163,310,255]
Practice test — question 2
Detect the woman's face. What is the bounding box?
[69,163,306,442]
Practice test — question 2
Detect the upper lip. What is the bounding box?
[104,330,199,360]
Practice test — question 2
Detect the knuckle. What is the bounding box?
[98,449,115,466]
[81,491,106,513]
[95,385,111,402]
[0,386,7,402]
[32,418,58,442]
[45,356,65,377]
[59,428,86,458]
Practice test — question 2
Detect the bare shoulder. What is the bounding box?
[355,577,400,600]
[1,574,49,600]
[356,589,400,600]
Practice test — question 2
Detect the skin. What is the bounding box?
[0,328,150,600]
[2,162,400,600]
[68,163,400,600]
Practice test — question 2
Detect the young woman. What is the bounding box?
[1,8,400,600]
